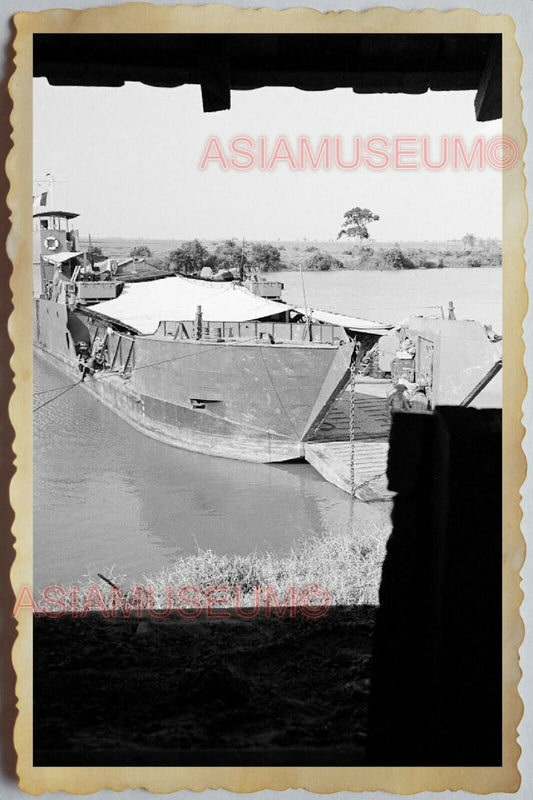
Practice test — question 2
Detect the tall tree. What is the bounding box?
[462,233,476,250]
[337,207,380,242]
[249,243,282,272]
[214,239,247,272]
[168,239,209,274]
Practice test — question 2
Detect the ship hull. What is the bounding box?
[34,299,356,463]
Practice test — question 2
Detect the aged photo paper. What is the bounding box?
[6,3,526,794]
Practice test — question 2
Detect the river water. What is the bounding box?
[34,268,501,589]
[280,267,502,332]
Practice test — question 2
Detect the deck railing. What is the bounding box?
[86,322,135,374]
[155,319,346,345]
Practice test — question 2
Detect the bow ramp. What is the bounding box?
[303,379,394,502]
[304,440,393,501]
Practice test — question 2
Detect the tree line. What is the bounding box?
[83,207,500,274]
[127,240,284,274]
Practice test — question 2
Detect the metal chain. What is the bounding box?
[349,358,357,498]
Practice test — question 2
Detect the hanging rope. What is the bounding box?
[33,381,80,396]
[33,380,82,413]
[33,335,263,413]
[349,357,357,499]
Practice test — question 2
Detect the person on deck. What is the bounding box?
[410,382,430,413]
[387,383,410,418]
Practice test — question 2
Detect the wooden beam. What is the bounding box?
[110,336,121,370]
[122,339,135,373]
[199,40,231,112]
[475,38,502,122]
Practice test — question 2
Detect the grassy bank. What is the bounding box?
[67,517,392,611]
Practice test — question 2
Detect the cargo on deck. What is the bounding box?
[90,275,295,334]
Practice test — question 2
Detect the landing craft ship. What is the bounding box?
[33,200,394,468]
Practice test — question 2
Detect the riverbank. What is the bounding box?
[53,516,391,613]
[81,236,502,273]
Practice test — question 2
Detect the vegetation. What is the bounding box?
[87,244,104,261]
[462,232,476,251]
[130,245,153,258]
[214,239,247,273]
[347,245,416,271]
[376,246,416,271]
[167,239,285,275]
[337,206,380,242]
[305,251,344,271]
[248,242,282,272]
[168,239,213,274]
[69,520,391,611]
[83,236,502,274]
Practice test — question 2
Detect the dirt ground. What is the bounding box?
[33,606,375,766]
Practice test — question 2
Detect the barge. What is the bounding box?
[33,202,393,464]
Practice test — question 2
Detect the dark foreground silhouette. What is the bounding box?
[34,407,502,768]
[34,606,374,767]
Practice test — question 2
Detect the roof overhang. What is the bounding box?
[33,33,502,121]
[296,306,393,335]
[33,209,80,219]
[43,250,83,264]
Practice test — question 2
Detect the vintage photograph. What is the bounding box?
[9,20,521,788]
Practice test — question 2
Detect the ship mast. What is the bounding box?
[33,172,62,208]
[300,263,312,341]
[45,172,55,208]
[239,236,245,282]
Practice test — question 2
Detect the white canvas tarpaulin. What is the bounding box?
[43,251,83,265]
[89,275,293,334]
[295,307,393,334]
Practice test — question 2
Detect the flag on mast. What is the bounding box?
[32,190,48,210]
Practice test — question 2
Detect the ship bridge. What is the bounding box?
[33,201,83,297]
[33,208,80,260]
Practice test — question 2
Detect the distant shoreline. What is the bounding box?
[80,237,503,247]
[81,236,502,272]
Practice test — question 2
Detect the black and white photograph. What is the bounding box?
[4,10,527,793]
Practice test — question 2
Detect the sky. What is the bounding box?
[33,78,502,242]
